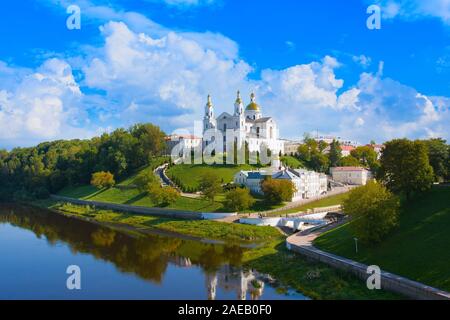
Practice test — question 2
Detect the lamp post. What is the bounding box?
[354,237,358,253]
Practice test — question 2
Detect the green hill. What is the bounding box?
[314,186,450,292]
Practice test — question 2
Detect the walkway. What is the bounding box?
[286,224,450,300]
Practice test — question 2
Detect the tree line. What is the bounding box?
[0,123,166,201]
[293,135,450,183]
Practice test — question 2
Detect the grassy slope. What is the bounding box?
[314,187,450,292]
[59,185,224,212]
[280,156,305,169]
[58,163,284,213]
[166,163,255,191]
[37,200,399,299]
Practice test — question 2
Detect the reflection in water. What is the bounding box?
[0,204,305,300]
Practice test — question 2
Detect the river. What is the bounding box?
[0,204,307,300]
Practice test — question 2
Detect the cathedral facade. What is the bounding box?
[202,92,284,155]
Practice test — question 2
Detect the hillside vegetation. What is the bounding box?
[314,187,450,291]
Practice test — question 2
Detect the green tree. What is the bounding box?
[379,139,434,199]
[261,177,296,204]
[310,152,330,173]
[91,171,115,189]
[147,182,180,206]
[351,146,380,173]
[224,187,256,212]
[328,140,342,167]
[344,181,400,244]
[339,155,361,167]
[422,138,449,182]
[199,172,222,202]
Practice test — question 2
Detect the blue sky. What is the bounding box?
[0,0,449,148]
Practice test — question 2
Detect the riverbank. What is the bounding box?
[30,199,401,300]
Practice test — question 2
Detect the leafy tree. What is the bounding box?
[224,188,255,211]
[147,182,180,206]
[344,181,400,244]
[261,177,296,204]
[91,171,116,189]
[351,145,380,173]
[339,155,361,167]
[422,138,449,182]
[328,140,342,167]
[199,172,222,202]
[310,152,330,173]
[378,139,434,199]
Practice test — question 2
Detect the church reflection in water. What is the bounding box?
[205,266,265,300]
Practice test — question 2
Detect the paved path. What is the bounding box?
[154,164,202,199]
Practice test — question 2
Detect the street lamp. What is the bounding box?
[354,237,358,253]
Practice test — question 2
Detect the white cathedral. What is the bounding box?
[202,91,284,155]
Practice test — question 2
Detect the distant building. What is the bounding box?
[340,145,356,157]
[367,144,384,159]
[165,134,202,156]
[282,139,302,156]
[330,167,372,185]
[234,168,328,202]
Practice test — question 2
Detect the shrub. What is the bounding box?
[224,187,256,212]
[261,177,295,204]
[91,171,115,189]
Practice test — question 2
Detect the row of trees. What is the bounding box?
[0,123,166,201]
[294,135,450,182]
[295,135,381,174]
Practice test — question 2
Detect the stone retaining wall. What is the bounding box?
[51,195,202,220]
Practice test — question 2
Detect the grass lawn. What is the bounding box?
[314,187,450,292]
[58,185,224,212]
[280,156,305,169]
[166,163,256,192]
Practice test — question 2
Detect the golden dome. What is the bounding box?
[246,92,260,111]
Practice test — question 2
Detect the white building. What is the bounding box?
[203,92,284,156]
[330,167,372,185]
[165,134,202,156]
[234,168,328,202]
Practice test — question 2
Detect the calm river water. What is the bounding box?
[0,204,307,300]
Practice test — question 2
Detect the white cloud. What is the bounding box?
[373,0,450,25]
[352,55,372,68]
[0,59,93,147]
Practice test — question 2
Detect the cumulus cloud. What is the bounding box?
[0,59,93,147]
[81,21,252,130]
